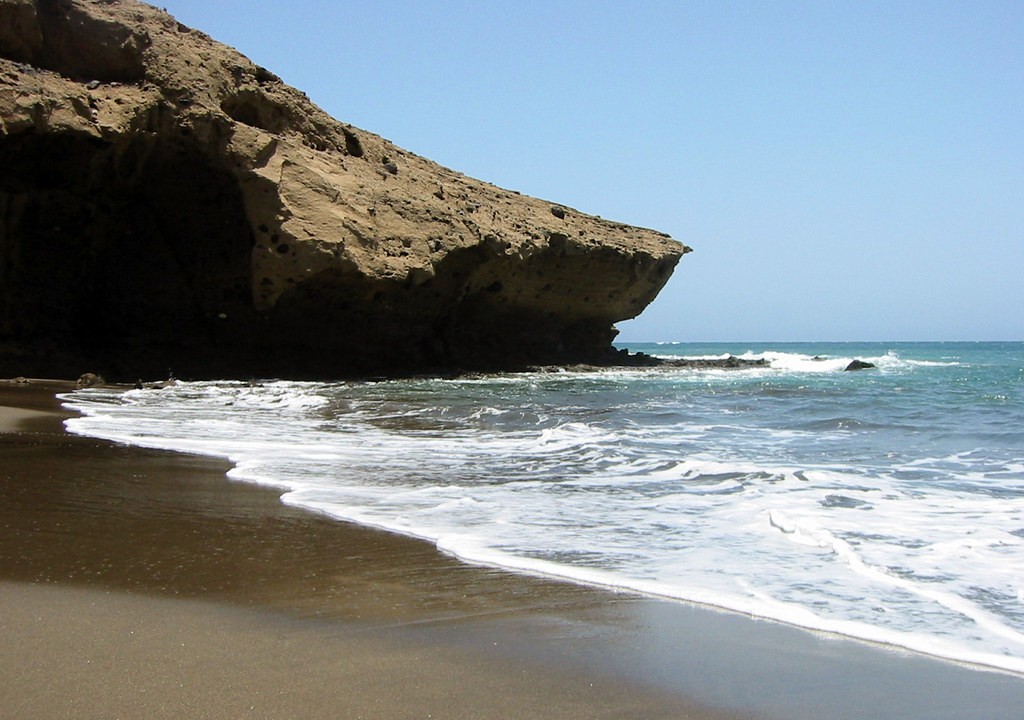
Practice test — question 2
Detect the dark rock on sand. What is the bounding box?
[75,372,104,389]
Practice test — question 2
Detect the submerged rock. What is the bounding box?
[538,353,770,371]
[844,360,876,371]
[0,0,687,380]
[654,354,769,369]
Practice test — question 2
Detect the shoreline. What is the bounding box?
[4,379,1024,719]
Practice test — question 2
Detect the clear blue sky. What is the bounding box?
[159,0,1022,342]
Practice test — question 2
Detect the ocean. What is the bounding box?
[60,341,1024,675]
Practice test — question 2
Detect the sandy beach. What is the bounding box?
[3,380,1024,719]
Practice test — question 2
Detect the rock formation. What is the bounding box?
[844,360,876,372]
[0,0,687,379]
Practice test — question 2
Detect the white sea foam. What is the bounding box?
[644,348,942,375]
[645,346,964,376]
[59,345,1024,675]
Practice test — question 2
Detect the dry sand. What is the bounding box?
[3,380,1024,719]
[1,581,714,720]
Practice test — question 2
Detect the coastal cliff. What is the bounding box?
[0,0,687,379]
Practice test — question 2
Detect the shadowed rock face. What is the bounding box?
[0,0,688,379]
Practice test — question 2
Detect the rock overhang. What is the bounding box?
[0,0,689,379]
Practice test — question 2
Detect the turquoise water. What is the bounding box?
[62,341,1024,673]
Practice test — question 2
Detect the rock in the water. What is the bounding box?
[0,0,688,380]
[660,354,769,370]
[844,359,876,371]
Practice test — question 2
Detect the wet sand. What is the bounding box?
[3,380,1024,719]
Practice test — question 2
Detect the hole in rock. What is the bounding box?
[0,132,255,377]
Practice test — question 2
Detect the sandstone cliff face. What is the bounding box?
[0,0,688,379]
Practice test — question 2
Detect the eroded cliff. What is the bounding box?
[0,0,688,379]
